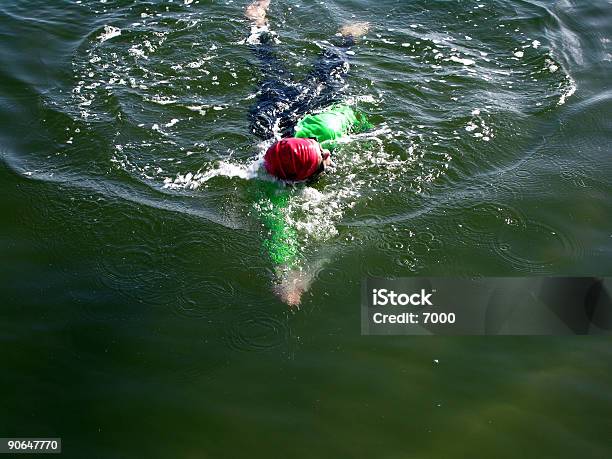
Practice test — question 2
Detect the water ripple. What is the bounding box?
[223,307,288,352]
[493,219,584,273]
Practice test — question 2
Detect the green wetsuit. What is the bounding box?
[256,182,299,267]
[294,104,372,150]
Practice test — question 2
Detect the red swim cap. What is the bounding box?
[264,138,322,181]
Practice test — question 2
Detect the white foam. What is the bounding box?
[558,79,576,105]
[449,55,475,66]
[356,94,377,104]
[343,94,378,105]
[187,56,214,68]
[129,46,147,59]
[149,95,178,105]
[98,25,121,43]
[164,159,264,190]
[241,25,279,46]
[186,105,208,115]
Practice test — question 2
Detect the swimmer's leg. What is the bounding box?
[248,38,299,140]
[312,22,370,80]
[244,1,299,139]
[309,22,371,80]
[295,22,371,114]
[244,0,284,79]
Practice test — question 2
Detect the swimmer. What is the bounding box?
[245,0,371,305]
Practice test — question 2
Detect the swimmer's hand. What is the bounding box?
[273,269,307,307]
[339,22,370,39]
[245,0,271,27]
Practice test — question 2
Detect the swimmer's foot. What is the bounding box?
[339,21,370,39]
[245,0,271,27]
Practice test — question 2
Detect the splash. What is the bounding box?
[238,24,280,46]
[163,158,265,190]
[558,77,577,106]
[98,25,121,43]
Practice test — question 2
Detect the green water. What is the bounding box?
[1,0,611,457]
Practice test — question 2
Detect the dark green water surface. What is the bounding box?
[1,0,611,457]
